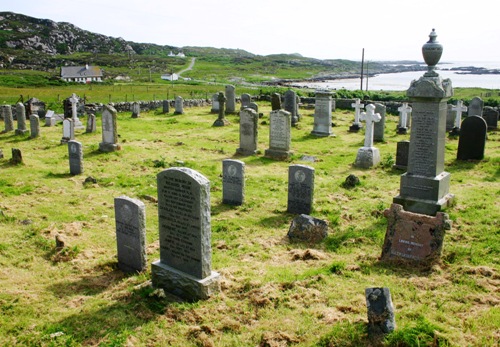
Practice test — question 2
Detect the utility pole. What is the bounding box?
[360,48,365,91]
[365,61,369,91]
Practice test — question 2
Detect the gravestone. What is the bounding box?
[225,85,236,113]
[162,100,170,114]
[482,106,498,130]
[393,29,454,216]
[373,103,386,142]
[174,96,184,115]
[288,214,328,243]
[382,203,451,262]
[11,148,22,164]
[2,105,14,132]
[468,96,483,117]
[248,102,259,113]
[265,109,293,160]
[99,105,120,152]
[271,93,282,111]
[69,93,84,130]
[151,167,220,301]
[457,115,487,160]
[86,114,96,133]
[397,102,412,134]
[366,287,396,337]
[287,165,315,214]
[114,196,147,273]
[68,140,83,175]
[349,98,364,132]
[236,107,258,155]
[29,114,40,138]
[15,102,29,135]
[45,110,56,127]
[213,92,230,126]
[354,104,381,168]
[393,141,410,171]
[311,90,334,137]
[450,100,468,135]
[61,119,74,144]
[284,90,299,125]
[210,93,219,113]
[445,104,455,131]
[240,93,251,110]
[131,102,140,118]
[222,159,245,206]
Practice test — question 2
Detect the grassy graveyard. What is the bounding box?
[0,101,498,346]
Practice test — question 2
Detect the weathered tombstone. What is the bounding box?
[287,165,315,214]
[271,93,282,111]
[354,104,381,168]
[29,114,40,138]
[288,214,328,243]
[393,29,454,216]
[151,167,220,301]
[365,287,396,338]
[349,98,364,132]
[61,119,75,144]
[457,116,488,160]
[393,141,410,171]
[15,102,29,135]
[382,203,451,262]
[99,105,120,152]
[162,100,170,114]
[265,109,293,160]
[2,105,14,132]
[114,196,147,273]
[68,140,83,175]
[131,102,140,118]
[248,102,259,113]
[240,93,251,110]
[445,104,455,131]
[44,110,55,127]
[85,114,96,133]
[69,93,84,130]
[213,92,230,126]
[210,93,219,114]
[373,103,386,142]
[225,85,236,113]
[397,102,412,134]
[174,96,184,115]
[236,108,258,155]
[11,148,22,164]
[222,159,245,206]
[450,100,467,136]
[284,90,299,125]
[482,106,498,130]
[311,90,334,137]
[468,96,483,117]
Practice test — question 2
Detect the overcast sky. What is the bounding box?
[3,0,499,62]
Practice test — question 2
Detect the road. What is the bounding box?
[177,57,196,77]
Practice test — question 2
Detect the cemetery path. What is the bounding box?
[177,57,196,77]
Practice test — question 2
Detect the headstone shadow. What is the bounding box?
[45,171,73,179]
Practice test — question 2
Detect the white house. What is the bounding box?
[161,73,179,81]
[61,65,103,83]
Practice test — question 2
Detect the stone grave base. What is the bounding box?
[236,148,257,156]
[264,148,293,160]
[15,129,29,135]
[151,261,220,301]
[381,203,451,263]
[212,118,231,127]
[354,147,380,168]
[310,130,334,137]
[397,127,408,134]
[99,142,121,152]
[348,123,362,132]
[174,111,184,115]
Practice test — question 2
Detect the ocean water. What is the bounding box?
[292,61,500,91]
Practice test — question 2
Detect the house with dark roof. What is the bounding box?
[61,65,103,83]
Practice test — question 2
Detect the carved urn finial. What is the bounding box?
[422,29,443,77]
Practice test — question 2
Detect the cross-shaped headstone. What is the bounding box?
[69,93,78,122]
[360,104,381,147]
[452,100,467,129]
[351,98,365,125]
[398,102,412,129]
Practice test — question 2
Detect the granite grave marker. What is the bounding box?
[236,107,258,155]
[457,115,488,160]
[287,164,315,215]
[222,159,245,206]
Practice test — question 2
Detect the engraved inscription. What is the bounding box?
[409,109,437,176]
[270,113,290,150]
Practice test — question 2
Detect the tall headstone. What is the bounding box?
[15,102,29,135]
[240,93,251,110]
[225,85,236,113]
[271,93,282,111]
[85,114,96,133]
[151,168,220,301]
[311,90,334,137]
[445,104,455,131]
[131,102,140,118]
[365,287,396,337]
[61,118,74,144]
[482,106,498,130]
[349,98,364,132]
[284,90,299,125]
[222,159,245,206]
[210,93,219,114]
[373,103,386,142]
[162,100,170,114]
[213,92,230,126]
[393,29,454,216]
[457,116,487,160]
[2,105,14,132]
[69,93,84,130]
[467,96,483,117]
[68,140,83,175]
[265,109,292,160]
[236,107,258,155]
[287,165,315,215]
[29,114,40,138]
[354,104,381,168]
[174,96,184,115]
[393,141,410,171]
[397,102,412,134]
[449,100,467,135]
[99,105,120,152]
[114,196,147,273]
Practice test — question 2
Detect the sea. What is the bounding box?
[292,61,500,91]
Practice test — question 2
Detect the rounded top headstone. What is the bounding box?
[422,29,443,76]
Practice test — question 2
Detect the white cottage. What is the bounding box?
[61,65,103,83]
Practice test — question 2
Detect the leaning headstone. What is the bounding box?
[68,140,83,175]
[225,85,236,113]
[265,109,293,160]
[60,118,74,144]
[236,108,258,155]
[349,98,364,132]
[85,114,96,133]
[271,93,282,111]
[151,167,220,301]
[222,159,245,206]
[29,114,40,138]
[287,164,314,215]
[131,102,140,118]
[311,90,334,137]
[44,110,56,127]
[482,106,498,130]
[15,102,29,135]
[366,287,396,338]
[468,96,483,117]
[393,141,410,171]
[114,196,147,273]
[457,115,488,160]
[162,100,170,114]
[210,93,219,114]
[397,102,412,134]
[2,105,14,132]
[240,93,251,110]
[354,104,381,168]
[174,96,184,115]
[11,148,22,164]
[284,90,299,125]
[445,104,455,131]
[99,105,120,152]
[373,103,386,142]
[449,100,467,136]
[213,92,230,127]
[69,93,84,130]
[288,214,328,243]
[382,203,451,262]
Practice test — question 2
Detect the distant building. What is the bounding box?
[161,73,179,81]
[168,51,186,58]
[61,65,103,83]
